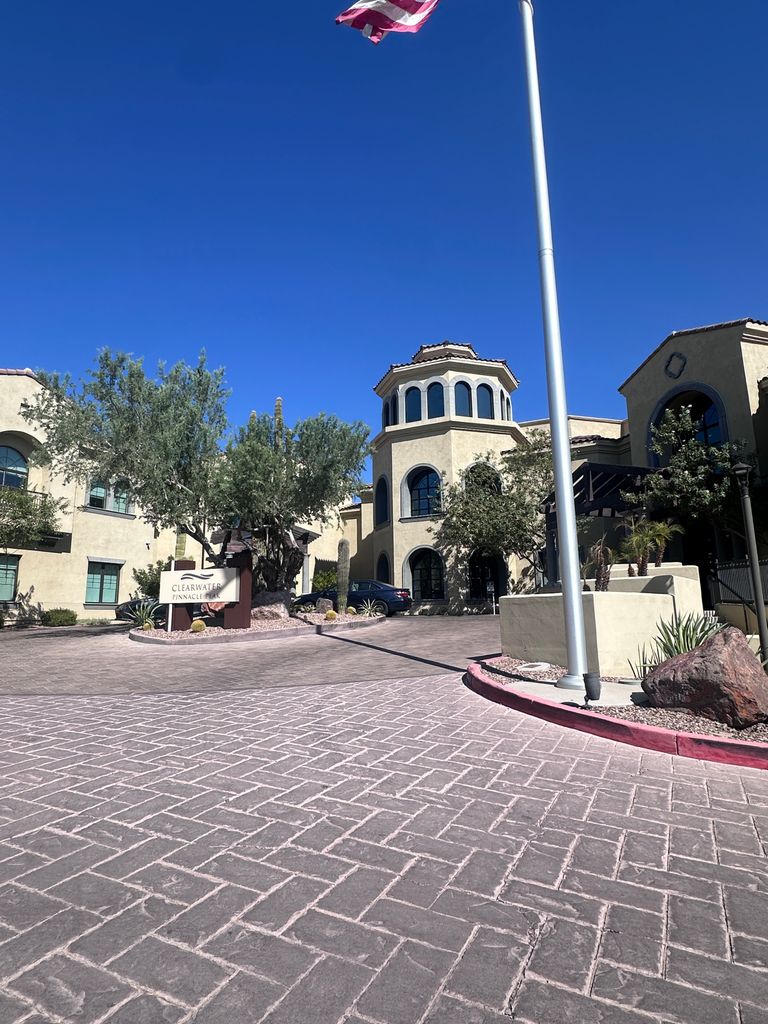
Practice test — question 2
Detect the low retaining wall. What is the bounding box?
[465,661,768,771]
[130,615,385,646]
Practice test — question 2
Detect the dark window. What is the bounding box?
[410,549,445,601]
[383,402,390,429]
[374,477,390,526]
[391,394,399,425]
[468,551,508,600]
[0,554,19,602]
[0,446,28,489]
[653,390,724,464]
[85,561,120,604]
[455,381,472,417]
[376,553,391,583]
[408,467,441,517]
[405,387,422,423]
[477,384,495,419]
[427,382,445,419]
[506,396,512,420]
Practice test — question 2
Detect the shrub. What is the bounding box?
[0,610,4,629]
[346,607,357,616]
[312,569,337,592]
[127,600,160,629]
[40,608,78,627]
[190,619,207,633]
[629,612,724,679]
[325,610,338,621]
[132,557,173,600]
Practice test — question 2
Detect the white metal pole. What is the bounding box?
[519,0,587,689]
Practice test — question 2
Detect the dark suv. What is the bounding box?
[294,580,411,616]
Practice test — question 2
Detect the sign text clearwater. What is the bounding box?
[159,568,240,605]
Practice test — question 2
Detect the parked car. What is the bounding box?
[294,580,411,616]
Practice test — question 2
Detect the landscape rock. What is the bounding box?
[642,626,768,729]
[316,598,334,615]
[251,591,291,621]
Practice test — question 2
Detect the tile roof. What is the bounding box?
[373,353,516,392]
[619,318,768,391]
[0,368,39,380]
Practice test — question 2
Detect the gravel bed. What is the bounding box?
[479,657,619,685]
[132,618,313,642]
[594,705,768,744]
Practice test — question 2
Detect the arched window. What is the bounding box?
[500,392,507,420]
[87,481,108,509]
[651,388,725,465]
[506,396,512,421]
[468,551,508,600]
[0,446,28,489]
[405,387,422,423]
[427,382,445,419]
[376,552,391,584]
[374,477,390,527]
[466,463,502,494]
[390,394,399,426]
[409,549,445,601]
[383,402,390,429]
[408,467,441,517]
[455,381,473,417]
[477,384,495,419]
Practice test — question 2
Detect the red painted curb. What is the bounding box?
[465,662,768,770]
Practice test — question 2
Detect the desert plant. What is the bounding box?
[312,568,337,592]
[40,608,78,627]
[325,610,338,621]
[359,599,378,618]
[620,516,657,577]
[142,621,154,631]
[126,600,160,629]
[645,519,685,567]
[337,539,350,615]
[0,610,4,629]
[132,558,173,600]
[190,619,207,633]
[585,536,614,592]
[629,611,724,679]
[346,607,357,616]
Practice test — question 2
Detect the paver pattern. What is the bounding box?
[0,670,767,1022]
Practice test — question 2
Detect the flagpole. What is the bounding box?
[518,0,588,689]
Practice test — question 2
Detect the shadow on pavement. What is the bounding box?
[321,631,502,675]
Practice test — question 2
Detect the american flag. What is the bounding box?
[336,0,441,45]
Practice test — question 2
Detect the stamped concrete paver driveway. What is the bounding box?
[1,628,768,1021]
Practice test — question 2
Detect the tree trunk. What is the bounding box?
[638,551,649,577]
[655,543,666,568]
[627,561,636,578]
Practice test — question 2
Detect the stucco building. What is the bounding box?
[304,319,768,608]
[0,369,177,622]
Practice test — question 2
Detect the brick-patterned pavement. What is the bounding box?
[0,672,767,1023]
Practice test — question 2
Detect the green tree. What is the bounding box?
[628,407,743,523]
[22,351,229,564]
[432,431,554,587]
[132,556,173,600]
[214,401,369,596]
[0,488,63,552]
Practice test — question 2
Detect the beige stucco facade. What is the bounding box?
[1,370,177,621]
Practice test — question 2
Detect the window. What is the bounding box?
[652,389,724,465]
[409,549,445,601]
[427,382,445,419]
[477,384,495,419]
[383,402,390,429]
[0,555,19,602]
[87,480,133,514]
[405,387,422,423]
[506,396,512,421]
[376,552,391,584]
[408,467,441,517]
[390,394,399,426]
[87,481,108,510]
[85,561,120,605]
[0,446,28,489]
[455,382,473,417]
[374,477,390,527]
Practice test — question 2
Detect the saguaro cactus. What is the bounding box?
[337,538,351,614]
[274,397,284,451]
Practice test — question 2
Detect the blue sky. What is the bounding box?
[1,0,767,435]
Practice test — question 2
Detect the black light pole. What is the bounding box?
[732,463,768,664]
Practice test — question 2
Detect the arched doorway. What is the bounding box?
[468,551,508,601]
[407,549,445,601]
[650,387,726,465]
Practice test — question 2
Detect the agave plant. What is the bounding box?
[358,599,378,618]
[629,611,724,679]
[126,600,160,629]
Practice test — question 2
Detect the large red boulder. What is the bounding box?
[642,626,768,729]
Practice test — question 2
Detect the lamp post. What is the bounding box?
[732,462,768,664]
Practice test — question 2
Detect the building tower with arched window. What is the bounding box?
[370,341,527,606]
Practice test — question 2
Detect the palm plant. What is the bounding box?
[646,519,685,567]
[620,517,656,577]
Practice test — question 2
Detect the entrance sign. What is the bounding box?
[160,567,240,605]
